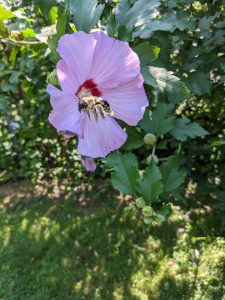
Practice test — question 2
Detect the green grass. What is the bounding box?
[0,181,225,300]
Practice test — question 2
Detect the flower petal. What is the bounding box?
[101,75,148,125]
[90,31,140,89]
[47,84,83,136]
[78,113,127,158]
[56,60,79,93]
[81,157,96,172]
[57,32,97,88]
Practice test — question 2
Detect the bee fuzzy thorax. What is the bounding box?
[78,96,113,121]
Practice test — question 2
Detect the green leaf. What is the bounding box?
[0,6,15,21]
[143,66,190,103]
[209,140,225,147]
[186,72,212,95]
[0,21,9,38]
[170,118,208,141]
[22,28,35,38]
[47,35,60,62]
[0,94,9,112]
[48,6,58,24]
[123,127,144,151]
[117,25,132,41]
[48,35,58,51]
[133,42,160,66]
[139,103,175,137]
[141,66,158,88]
[67,0,104,33]
[106,13,117,37]
[56,12,67,37]
[136,160,163,203]
[115,0,177,39]
[106,152,139,196]
[160,155,186,193]
[133,15,175,39]
[35,0,56,19]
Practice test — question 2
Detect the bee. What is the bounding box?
[78,96,113,121]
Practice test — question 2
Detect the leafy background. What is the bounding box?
[1,0,224,221]
[0,0,225,298]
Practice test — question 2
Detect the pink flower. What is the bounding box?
[47,31,148,158]
[81,157,96,172]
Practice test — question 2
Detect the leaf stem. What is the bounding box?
[0,37,46,46]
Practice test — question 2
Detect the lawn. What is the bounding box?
[0,181,225,300]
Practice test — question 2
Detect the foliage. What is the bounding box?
[0,0,224,224]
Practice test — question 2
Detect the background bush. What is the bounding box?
[0,0,225,224]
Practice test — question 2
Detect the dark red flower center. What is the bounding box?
[76,79,101,98]
[76,79,113,121]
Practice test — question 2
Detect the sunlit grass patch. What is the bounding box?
[0,182,224,300]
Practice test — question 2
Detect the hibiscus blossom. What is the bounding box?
[47,31,148,158]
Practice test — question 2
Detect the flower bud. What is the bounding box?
[146,154,159,165]
[81,157,96,172]
[135,197,146,208]
[143,217,152,224]
[142,206,153,217]
[155,213,166,223]
[11,31,23,41]
[143,133,157,146]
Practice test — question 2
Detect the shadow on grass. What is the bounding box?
[0,181,223,300]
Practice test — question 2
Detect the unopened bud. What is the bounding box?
[144,133,157,146]
[142,206,153,217]
[146,154,158,165]
[144,217,152,224]
[11,31,23,41]
[136,197,146,208]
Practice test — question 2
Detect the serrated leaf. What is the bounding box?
[133,15,175,39]
[0,6,15,21]
[115,0,176,39]
[134,42,160,66]
[106,152,139,196]
[170,118,208,141]
[160,155,186,193]
[137,160,163,203]
[139,103,175,137]
[143,66,190,103]
[115,0,161,35]
[186,72,212,95]
[67,0,104,33]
